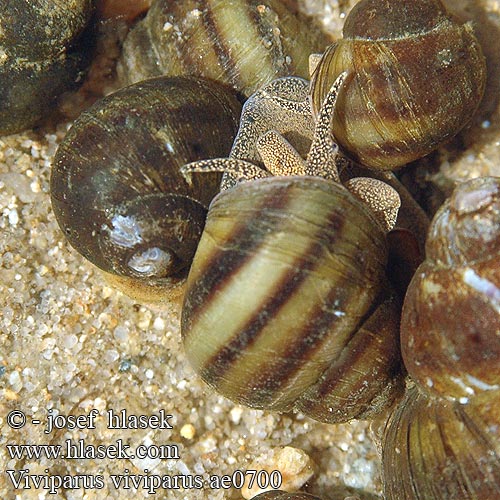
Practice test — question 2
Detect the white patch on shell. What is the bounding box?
[462,268,500,314]
[466,374,500,392]
[450,375,475,396]
[106,215,143,248]
[422,278,443,296]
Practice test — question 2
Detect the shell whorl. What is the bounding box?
[309,0,486,170]
[118,0,328,96]
[401,177,500,402]
[182,176,401,421]
[51,76,242,300]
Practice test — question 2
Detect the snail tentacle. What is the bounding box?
[181,158,270,184]
[305,72,348,182]
[345,177,401,232]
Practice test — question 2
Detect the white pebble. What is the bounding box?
[180,423,196,440]
[113,325,129,341]
[230,406,243,424]
[63,334,78,349]
[9,371,23,392]
[153,317,165,330]
[8,209,19,226]
[104,350,119,363]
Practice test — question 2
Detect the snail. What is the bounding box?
[252,491,364,500]
[117,0,329,96]
[400,176,500,402]
[309,0,487,170]
[180,73,405,424]
[50,76,242,303]
[0,0,94,135]
[382,176,500,499]
[383,386,500,500]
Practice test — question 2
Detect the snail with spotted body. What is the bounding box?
[383,176,500,500]
[50,76,241,302]
[180,73,405,424]
[309,0,486,170]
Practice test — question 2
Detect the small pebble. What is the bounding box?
[241,446,315,499]
[180,423,196,440]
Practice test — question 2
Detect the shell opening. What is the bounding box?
[127,247,173,278]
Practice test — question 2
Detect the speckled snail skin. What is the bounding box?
[50,76,242,303]
[181,74,405,424]
[310,0,487,170]
[0,0,93,135]
[382,177,500,500]
[117,0,328,96]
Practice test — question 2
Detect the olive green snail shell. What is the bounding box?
[310,0,486,170]
[181,176,402,424]
[383,386,500,500]
[252,491,323,500]
[50,76,242,302]
[117,0,328,96]
[0,0,93,135]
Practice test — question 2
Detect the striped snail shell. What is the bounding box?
[0,0,93,135]
[50,76,241,303]
[383,386,500,500]
[309,0,486,170]
[117,0,328,96]
[382,177,500,500]
[181,74,404,424]
[252,492,323,500]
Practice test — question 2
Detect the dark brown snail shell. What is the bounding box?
[0,0,93,135]
[97,0,151,21]
[401,176,500,402]
[117,0,328,96]
[309,0,487,170]
[50,76,241,301]
[383,386,500,500]
[181,176,402,423]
